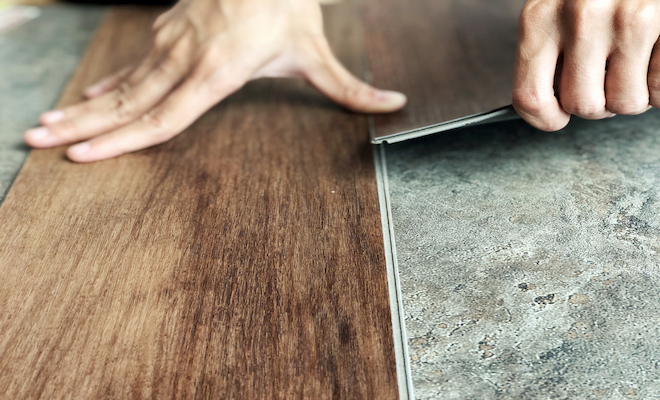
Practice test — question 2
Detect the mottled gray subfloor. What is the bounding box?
[385,112,660,399]
[0,5,104,203]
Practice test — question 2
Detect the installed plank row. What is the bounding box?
[0,6,397,399]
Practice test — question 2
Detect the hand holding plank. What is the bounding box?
[513,0,660,131]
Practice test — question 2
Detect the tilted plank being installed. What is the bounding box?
[0,6,397,399]
[363,0,526,143]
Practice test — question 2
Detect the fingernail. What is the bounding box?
[40,110,65,124]
[25,126,49,141]
[376,90,407,107]
[608,113,617,118]
[68,142,90,156]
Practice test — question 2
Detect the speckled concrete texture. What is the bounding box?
[385,112,660,399]
[0,5,103,203]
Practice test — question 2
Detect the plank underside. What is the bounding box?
[0,6,397,399]
[364,0,526,141]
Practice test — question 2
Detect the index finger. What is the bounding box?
[512,2,570,131]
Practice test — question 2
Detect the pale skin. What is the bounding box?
[24,0,660,162]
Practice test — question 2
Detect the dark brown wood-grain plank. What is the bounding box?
[0,5,397,399]
[363,0,526,140]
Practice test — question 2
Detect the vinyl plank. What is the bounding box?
[0,5,397,399]
[363,0,526,143]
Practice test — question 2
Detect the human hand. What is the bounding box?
[512,0,660,131]
[25,0,406,163]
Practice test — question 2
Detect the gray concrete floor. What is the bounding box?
[0,4,104,203]
[386,113,660,399]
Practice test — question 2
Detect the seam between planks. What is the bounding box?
[373,141,414,400]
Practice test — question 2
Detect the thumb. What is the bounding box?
[303,38,406,113]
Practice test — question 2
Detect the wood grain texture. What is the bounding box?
[0,5,397,399]
[363,0,527,139]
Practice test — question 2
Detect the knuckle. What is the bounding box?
[115,81,131,96]
[68,102,92,116]
[520,0,556,28]
[204,65,245,98]
[221,77,243,95]
[152,14,168,33]
[141,112,171,137]
[52,119,79,140]
[567,1,607,35]
[544,119,568,132]
[169,34,193,59]
[155,56,182,77]
[561,95,606,117]
[153,30,170,50]
[615,3,658,32]
[196,54,218,79]
[112,91,136,123]
[341,82,374,107]
[518,1,557,43]
[532,117,566,132]
[512,88,547,116]
[201,46,223,65]
[195,45,235,79]
[512,89,567,131]
[153,7,175,31]
[570,0,606,20]
[197,46,230,78]
[208,79,242,99]
[607,97,649,115]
